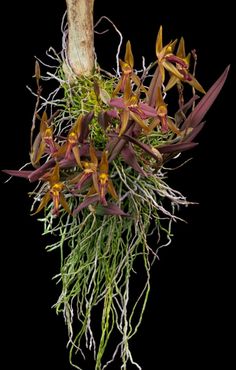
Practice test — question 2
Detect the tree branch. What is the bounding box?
[66,0,95,76]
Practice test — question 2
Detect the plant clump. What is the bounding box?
[3,24,229,370]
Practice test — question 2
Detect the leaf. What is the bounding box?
[29,159,56,182]
[182,65,230,129]
[183,122,205,143]
[158,141,198,153]
[123,134,163,165]
[147,65,162,107]
[2,169,32,179]
[79,112,94,143]
[95,202,129,217]
[93,80,100,99]
[121,143,147,176]
[175,95,200,125]
[98,111,109,131]
[73,195,100,215]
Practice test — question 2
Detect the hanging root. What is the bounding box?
[39,154,189,369]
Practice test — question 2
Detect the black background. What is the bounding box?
[1,1,234,369]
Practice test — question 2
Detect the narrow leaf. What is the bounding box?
[175,95,200,125]
[121,143,147,176]
[95,202,129,217]
[158,141,198,153]
[73,195,100,215]
[183,65,230,129]
[147,65,162,107]
[2,169,32,179]
[79,112,94,143]
[183,122,205,143]
[123,134,163,164]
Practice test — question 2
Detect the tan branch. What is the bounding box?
[66,0,95,76]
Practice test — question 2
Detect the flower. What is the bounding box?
[165,37,205,94]
[30,111,58,166]
[113,41,140,95]
[155,27,205,94]
[71,144,118,206]
[32,163,70,216]
[57,115,83,168]
[110,79,157,136]
[148,87,181,134]
[156,25,182,84]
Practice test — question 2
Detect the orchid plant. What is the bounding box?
[3,18,229,370]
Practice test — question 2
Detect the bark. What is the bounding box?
[66,0,95,76]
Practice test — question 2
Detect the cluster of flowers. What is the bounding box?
[3,27,228,217]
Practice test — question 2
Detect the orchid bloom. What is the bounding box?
[71,144,118,206]
[96,150,118,205]
[32,163,70,216]
[113,41,140,95]
[156,27,205,94]
[31,111,58,166]
[148,87,181,134]
[110,79,157,136]
[165,37,205,94]
[57,115,83,167]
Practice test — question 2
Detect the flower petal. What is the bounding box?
[59,193,71,214]
[49,163,60,185]
[156,26,163,56]
[187,75,206,94]
[72,146,82,168]
[119,109,130,136]
[165,75,179,92]
[129,111,149,132]
[99,150,109,174]
[107,178,118,200]
[89,143,99,166]
[40,111,48,136]
[163,61,184,80]
[176,37,186,59]
[138,103,157,117]
[110,97,125,109]
[31,191,51,215]
[125,40,134,68]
